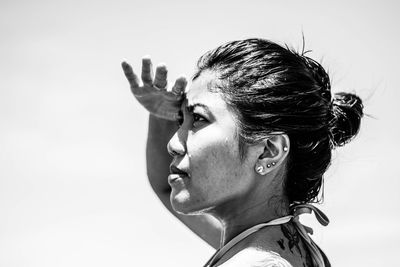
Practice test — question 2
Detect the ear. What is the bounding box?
[254,134,290,176]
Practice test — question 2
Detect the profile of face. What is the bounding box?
[167,71,259,215]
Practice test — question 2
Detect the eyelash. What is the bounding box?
[176,112,207,127]
[193,113,206,123]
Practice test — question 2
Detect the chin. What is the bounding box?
[170,190,212,216]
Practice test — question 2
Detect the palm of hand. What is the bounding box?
[122,58,187,121]
[133,86,183,120]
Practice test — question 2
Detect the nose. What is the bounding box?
[167,131,186,157]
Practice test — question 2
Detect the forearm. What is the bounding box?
[146,114,178,195]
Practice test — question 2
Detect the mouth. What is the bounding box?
[168,165,190,184]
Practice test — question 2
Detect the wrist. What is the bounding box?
[149,114,179,134]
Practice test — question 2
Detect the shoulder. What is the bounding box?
[219,247,293,267]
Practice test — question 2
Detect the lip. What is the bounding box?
[168,173,189,184]
[168,164,190,184]
[169,164,189,175]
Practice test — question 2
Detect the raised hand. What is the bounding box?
[122,57,187,121]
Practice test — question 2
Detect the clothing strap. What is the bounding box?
[290,203,330,267]
[203,204,330,267]
[204,216,293,267]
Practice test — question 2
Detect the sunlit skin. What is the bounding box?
[122,58,307,265]
[167,70,290,245]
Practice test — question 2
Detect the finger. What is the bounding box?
[171,76,187,96]
[121,61,140,88]
[153,63,168,90]
[141,56,154,86]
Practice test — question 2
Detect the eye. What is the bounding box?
[193,113,207,126]
[176,111,208,128]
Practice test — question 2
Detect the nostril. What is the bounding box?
[167,142,182,157]
[167,135,186,157]
[168,148,178,157]
[167,146,184,157]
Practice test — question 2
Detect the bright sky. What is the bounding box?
[0,0,399,266]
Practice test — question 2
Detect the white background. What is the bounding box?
[1,0,399,266]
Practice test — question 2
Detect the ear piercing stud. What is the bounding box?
[283,146,288,152]
[255,165,264,174]
[267,162,276,168]
[257,162,276,172]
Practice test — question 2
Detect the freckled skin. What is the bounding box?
[168,71,255,215]
[166,71,313,266]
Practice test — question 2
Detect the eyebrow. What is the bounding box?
[186,103,210,113]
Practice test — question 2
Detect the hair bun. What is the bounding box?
[330,92,364,147]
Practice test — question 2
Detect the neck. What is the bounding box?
[212,192,289,247]
[204,165,290,248]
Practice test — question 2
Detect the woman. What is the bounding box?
[121,38,363,267]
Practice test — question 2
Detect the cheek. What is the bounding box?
[188,132,243,189]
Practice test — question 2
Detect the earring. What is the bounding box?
[255,165,264,174]
[271,162,276,166]
[283,146,288,152]
[267,164,271,168]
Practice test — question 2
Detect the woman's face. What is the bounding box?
[167,71,257,215]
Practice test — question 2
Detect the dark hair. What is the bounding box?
[194,38,363,204]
